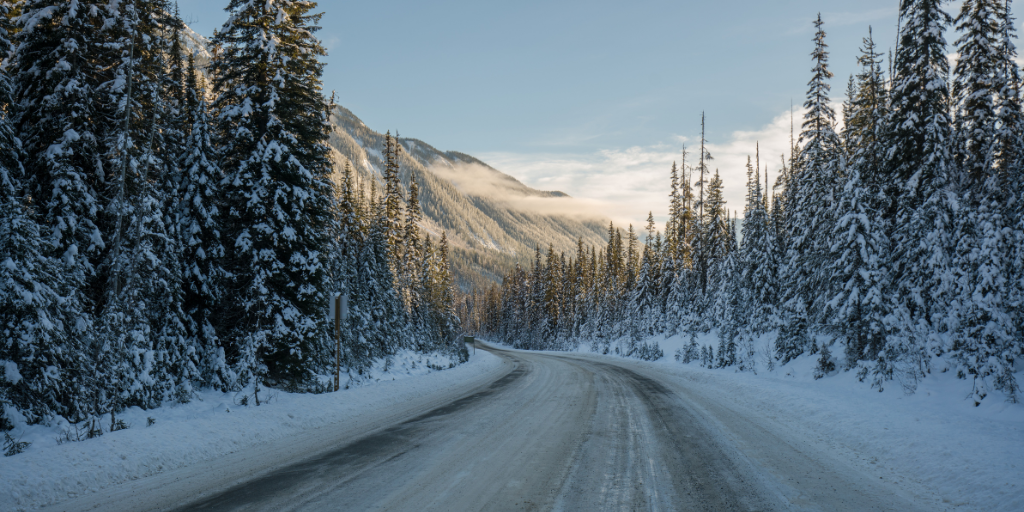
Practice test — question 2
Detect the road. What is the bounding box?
[45,343,927,511]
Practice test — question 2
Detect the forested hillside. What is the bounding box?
[0,0,463,452]
[464,3,1024,405]
[326,105,610,291]
[171,27,607,291]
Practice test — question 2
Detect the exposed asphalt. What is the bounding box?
[166,344,923,512]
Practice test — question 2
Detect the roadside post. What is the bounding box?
[464,335,475,355]
[330,292,349,392]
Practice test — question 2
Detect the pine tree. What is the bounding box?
[402,172,423,327]
[667,160,682,258]
[741,158,779,336]
[542,245,560,344]
[14,0,106,354]
[825,163,889,368]
[1,6,91,423]
[714,215,741,368]
[632,245,657,339]
[883,0,956,389]
[997,1,1024,362]
[702,170,729,283]
[848,27,889,188]
[820,26,893,371]
[993,1,1024,178]
[947,1,1020,401]
[886,0,954,202]
[692,115,714,295]
[953,0,1002,190]
[382,132,403,267]
[179,55,232,391]
[436,231,459,347]
[212,0,335,388]
[777,14,841,364]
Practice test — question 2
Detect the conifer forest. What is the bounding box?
[461,2,1024,405]
[4,1,1024,510]
[0,0,462,437]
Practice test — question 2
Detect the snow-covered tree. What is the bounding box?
[777,15,841,363]
[1,6,91,423]
[952,0,1002,190]
[178,55,232,391]
[882,0,956,389]
[212,0,335,388]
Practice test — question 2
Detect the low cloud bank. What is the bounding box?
[428,161,617,223]
[478,107,806,232]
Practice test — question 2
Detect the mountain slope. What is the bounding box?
[181,24,606,290]
[326,106,609,290]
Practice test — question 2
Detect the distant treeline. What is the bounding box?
[462,2,1024,404]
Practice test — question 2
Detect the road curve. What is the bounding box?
[44,344,930,511]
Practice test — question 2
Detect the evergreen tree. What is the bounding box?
[741,159,778,335]
[692,114,714,295]
[998,1,1024,358]
[714,215,741,368]
[825,163,889,368]
[947,1,1020,401]
[212,0,335,388]
[435,231,459,346]
[848,27,889,188]
[14,0,106,352]
[952,0,1002,190]
[0,9,91,423]
[883,0,956,388]
[179,55,232,391]
[381,132,403,266]
[777,14,841,363]
[402,172,423,326]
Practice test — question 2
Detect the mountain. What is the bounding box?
[182,25,608,290]
[326,106,610,290]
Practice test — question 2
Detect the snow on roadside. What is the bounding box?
[0,349,503,512]
[576,332,1024,512]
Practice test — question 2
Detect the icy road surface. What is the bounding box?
[42,343,931,512]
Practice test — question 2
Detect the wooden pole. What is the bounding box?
[334,294,341,392]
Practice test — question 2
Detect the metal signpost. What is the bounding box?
[330,292,349,392]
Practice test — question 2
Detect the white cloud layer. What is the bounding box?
[479,108,806,231]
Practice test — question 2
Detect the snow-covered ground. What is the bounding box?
[570,332,1024,512]
[4,335,1021,511]
[0,349,503,512]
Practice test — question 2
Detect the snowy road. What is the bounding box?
[42,343,929,511]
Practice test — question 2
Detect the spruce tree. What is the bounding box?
[883,0,956,387]
[692,115,714,295]
[998,1,1024,360]
[1,10,91,423]
[179,55,232,391]
[402,172,423,328]
[14,0,105,352]
[953,0,1002,190]
[741,160,778,336]
[777,14,841,364]
[822,26,892,371]
[212,0,335,388]
[848,27,889,188]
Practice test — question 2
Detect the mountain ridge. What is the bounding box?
[181,25,607,289]
[326,105,610,290]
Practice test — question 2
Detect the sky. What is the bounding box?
[178,0,972,229]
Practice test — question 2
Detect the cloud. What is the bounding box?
[503,195,614,220]
[477,107,809,232]
[427,161,618,221]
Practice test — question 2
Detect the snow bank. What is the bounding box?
[580,332,1024,512]
[0,349,503,512]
